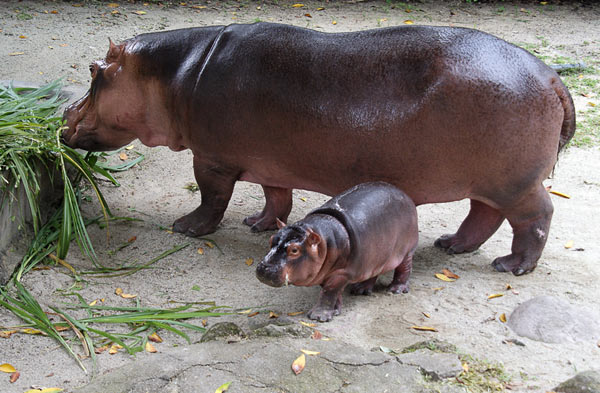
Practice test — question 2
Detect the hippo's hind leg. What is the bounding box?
[435,199,505,254]
[243,185,292,232]
[173,156,237,237]
[387,253,413,294]
[492,185,553,276]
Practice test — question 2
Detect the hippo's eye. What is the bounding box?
[287,245,301,257]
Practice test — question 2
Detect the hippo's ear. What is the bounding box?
[306,228,322,246]
[276,218,286,230]
[106,38,124,63]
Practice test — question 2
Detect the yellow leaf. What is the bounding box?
[133,10,146,15]
[121,293,137,299]
[215,382,232,393]
[487,293,504,300]
[145,341,157,353]
[442,268,460,279]
[0,330,17,338]
[301,349,320,356]
[316,7,325,11]
[109,344,122,354]
[119,151,128,160]
[300,321,316,328]
[125,144,135,150]
[540,1,548,4]
[433,287,444,292]
[89,299,98,306]
[202,319,207,327]
[204,241,215,249]
[148,332,163,343]
[404,20,414,25]
[19,35,27,39]
[9,52,25,56]
[332,20,337,25]
[287,311,304,316]
[292,354,306,375]
[269,311,279,318]
[564,240,574,249]
[505,283,512,290]
[411,325,438,332]
[40,389,64,393]
[499,313,507,323]
[197,247,205,255]
[422,312,430,318]
[22,328,42,335]
[245,257,254,266]
[115,287,124,295]
[111,10,119,15]
[238,309,253,314]
[292,3,305,8]
[435,273,455,282]
[462,362,469,372]
[549,190,571,199]
[192,5,207,9]
[0,363,17,373]
[107,3,119,7]
[379,18,387,22]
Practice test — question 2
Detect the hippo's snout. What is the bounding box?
[256,261,286,287]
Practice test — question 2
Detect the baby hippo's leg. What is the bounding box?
[307,276,346,322]
[350,277,377,296]
[387,254,413,294]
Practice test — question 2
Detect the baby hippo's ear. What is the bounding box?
[276,218,286,229]
[106,38,125,63]
[306,228,322,246]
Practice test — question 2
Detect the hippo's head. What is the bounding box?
[256,219,327,288]
[62,40,141,152]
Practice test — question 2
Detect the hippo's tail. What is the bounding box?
[554,78,576,154]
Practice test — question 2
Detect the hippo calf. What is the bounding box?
[256,182,418,322]
[62,22,575,275]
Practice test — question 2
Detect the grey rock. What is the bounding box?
[555,370,600,393]
[251,322,312,338]
[396,348,463,380]
[402,339,458,354]
[199,322,244,343]
[508,296,600,344]
[72,337,424,393]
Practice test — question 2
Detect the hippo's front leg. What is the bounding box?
[173,155,238,237]
[307,275,347,322]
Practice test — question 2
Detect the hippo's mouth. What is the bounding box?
[256,262,289,288]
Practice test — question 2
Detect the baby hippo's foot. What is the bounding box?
[307,306,339,322]
[350,277,377,296]
[387,282,409,294]
[492,253,537,276]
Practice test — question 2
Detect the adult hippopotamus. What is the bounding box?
[62,22,575,276]
[256,182,418,322]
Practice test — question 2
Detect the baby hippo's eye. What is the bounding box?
[287,245,301,257]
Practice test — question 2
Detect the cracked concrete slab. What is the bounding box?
[73,338,423,393]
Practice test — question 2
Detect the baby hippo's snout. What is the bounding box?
[256,260,286,288]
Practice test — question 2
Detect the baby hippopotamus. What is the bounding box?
[256,182,418,322]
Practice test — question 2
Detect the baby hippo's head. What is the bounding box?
[256,219,326,288]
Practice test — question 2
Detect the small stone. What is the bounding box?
[199,322,243,343]
[554,369,600,393]
[396,349,463,380]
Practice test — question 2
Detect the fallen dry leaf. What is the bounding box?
[145,341,157,353]
[332,20,337,25]
[442,268,460,279]
[119,151,128,161]
[245,257,254,266]
[215,381,232,393]
[109,344,123,354]
[133,10,146,15]
[22,328,42,335]
[197,247,205,255]
[301,349,320,356]
[435,273,455,282]
[411,325,438,332]
[564,240,574,249]
[192,5,207,9]
[0,330,17,338]
[128,236,137,243]
[422,312,431,318]
[287,311,304,316]
[269,311,279,319]
[148,332,163,343]
[499,313,507,323]
[95,344,109,354]
[304,13,312,18]
[311,330,323,340]
[247,311,260,317]
[433,287,444,292]
[548,190,571,199]
[202,319,208,327]
[292,3,305,7]
[505,283,512,290]
[462,362,469,372]
[0,363,16,373]
[300,321,316,328]
[89,299,98,306]
[125,144,135,150]
[10,370,20,383]
[115,287,124,296]
[107,3,119,7]
[316,7,325,11]
[120,293,137,299]
[19,35,27,39]
[404,20,414,24]
[24,389,64,393]
[487,293,504,300]
[51,10,59,14]
[238,309,253,314]
[8,52,25,56]
[292,354,306,375]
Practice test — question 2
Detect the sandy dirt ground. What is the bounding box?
[1,1,599,392]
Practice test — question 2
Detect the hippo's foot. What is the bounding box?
[307,305,340,322]
[435,200,505,254]
[243,186,292,232]
[350,277,377,296]
[492,254,537,276]
[172,208,221,237]
[387,282,409,294]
